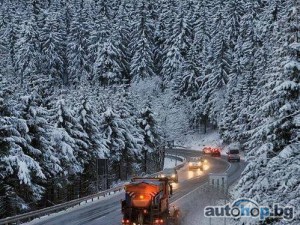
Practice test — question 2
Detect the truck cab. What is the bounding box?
[121,177,179,225]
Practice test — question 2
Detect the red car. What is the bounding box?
[211,148,221,157]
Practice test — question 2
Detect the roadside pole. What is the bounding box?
[175,147,178,166]
[168,140,176,165]
[96,159,99,192]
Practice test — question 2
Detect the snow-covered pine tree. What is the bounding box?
[161,45,184,90]
[224,0,244,50]
[15,93,68,207]
[40,2,66,85]
[77,97,108,194]
[100,106,142,181]
[157,0,178,75]
[67,5,91,86]
[50,97,93,200]
[235,1,300,224]
[51,98,89,174]
[234,0,263,140]
[129,1,156,82]
[174,43,203,101]
[0,1,21,77]
[93,38,125,86]
[0,96,46,218]
[219,35,244,142]
[15,19,40,87]
[190,0,211,77]
[153,11,166,81]
[138,103,162,173]
[88,1,111,82]
[207,0,231,90]
[113,2,133,84]
[192,0,231,127]
[130,31,156,82]
[167,8,192,59]
[114,91,144,176]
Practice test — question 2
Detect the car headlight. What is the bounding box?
[189,162,192,166]
[161,174,165,178]
[171,174,176,178]
[204,159,208,163]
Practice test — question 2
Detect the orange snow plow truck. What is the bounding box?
[121,177,180,225]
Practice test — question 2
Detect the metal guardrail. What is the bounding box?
[0,154,186,225]
[0,185,124,225]
[165,154,186,170]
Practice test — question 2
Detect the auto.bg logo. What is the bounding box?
[204,198,294,221]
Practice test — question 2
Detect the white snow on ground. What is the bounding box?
[179,131,245,159]
[179,131,223,150]
[164,157,179,169]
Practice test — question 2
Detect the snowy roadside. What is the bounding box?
[164,155,185,169]
[164,157,178,169]
[179,131,222,150]
[179,131,245,160]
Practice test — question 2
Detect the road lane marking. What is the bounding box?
[171,181,207,204]
[72,205,119,225]
[172,157,231,204]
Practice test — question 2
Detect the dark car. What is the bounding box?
[227,149,240,162]
[159,168,178,183]
[211,148,221,157]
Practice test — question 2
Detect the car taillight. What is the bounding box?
[155,219,164,224]
[122,219,130,224]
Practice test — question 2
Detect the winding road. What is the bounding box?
[25,149,247,225]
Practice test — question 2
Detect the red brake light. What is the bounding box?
[154,218,164,224]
